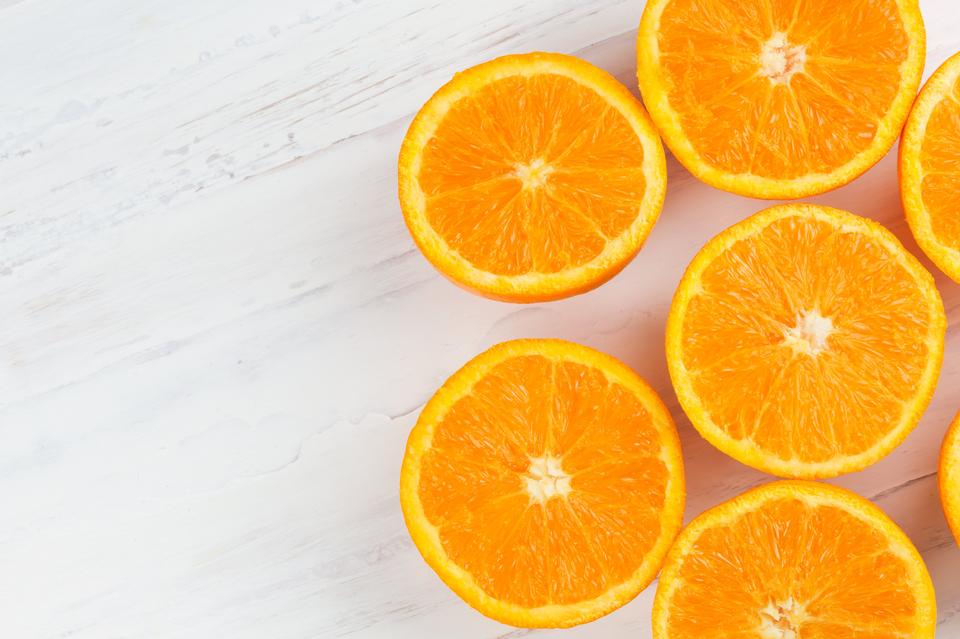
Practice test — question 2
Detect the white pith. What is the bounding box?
[784,309,833,355]
[758,597,807,639]
[514,157,554,190]
[760,33,807,84]
[524,454,572,504]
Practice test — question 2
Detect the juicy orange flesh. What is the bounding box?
[681,215,931,463]
[944,418,960,541]
[418,355,668,607]
[919,75,960,248]
[665,497,919,638]
[419,74,648,275]
[656,0,908,178]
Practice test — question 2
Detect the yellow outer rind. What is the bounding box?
[398,52,668,303]
[900,50,960,283]
[637,0,926,199]
[940,411,960,545]
[399,338,686,628]
[665,203,946,479]
[652,480,937,639]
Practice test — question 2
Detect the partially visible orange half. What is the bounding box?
[940,411,960,545]
[399,52,667,302]
[653,481,936,638]
[900,50,960,283]
[400,339,685,627]
[638,0,925,198]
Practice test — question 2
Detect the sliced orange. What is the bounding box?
[399,339,684,627]
[940,411,960,545]
[900,50,960,283]
[653,480,936,638]
[637,0,925,198]
[666,203,945,478]
[398,52,667,302]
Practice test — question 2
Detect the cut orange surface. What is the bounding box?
[900,50,960,283]
[637,0,925,198]
[666,203,945,478]
[653,481,936,639]
[398,52,667,302]
[399,339,684,627]
[940,411,960,545]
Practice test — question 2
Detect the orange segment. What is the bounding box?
[900,50,960,283]
[399,339,685,627]
[666,204,945,478]
[637,0,925,198]
[653,481,936,639]
[399,52,667,302]
[940,412,960,545]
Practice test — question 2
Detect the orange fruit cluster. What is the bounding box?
[396,0,957,635]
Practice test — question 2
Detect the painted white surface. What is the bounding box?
[2,1,960,636]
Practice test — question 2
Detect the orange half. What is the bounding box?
[638,0,925,198]
[900,50,960,283]
[940,411,960,545]
[653,481,936,638]
[666,203,945,478]
[399,339,685,627]
[399,52,667,302]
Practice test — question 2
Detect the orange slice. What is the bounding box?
[398,52,667,302]
[637,0,925,198]
[900,50,960,283]
[399,339,685,627]
[653,480,936,638]
[940,411,960,545]
[666,203,945,478]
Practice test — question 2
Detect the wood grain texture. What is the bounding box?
[2,0,960,637]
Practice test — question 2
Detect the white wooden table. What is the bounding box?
[3,1,960,637]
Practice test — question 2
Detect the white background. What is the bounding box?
[2,0,959,637]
